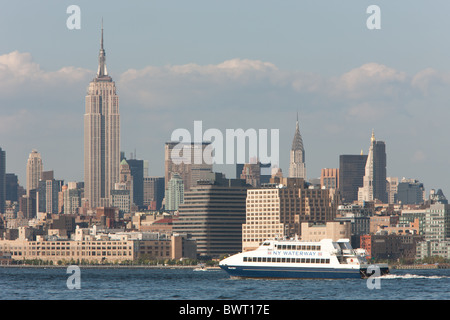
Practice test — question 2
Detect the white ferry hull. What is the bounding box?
[220,264,363,279]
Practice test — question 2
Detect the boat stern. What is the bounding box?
[360,264,390,278]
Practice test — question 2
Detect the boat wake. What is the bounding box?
[379,273,450,280]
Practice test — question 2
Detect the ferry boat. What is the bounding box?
[219,238,389,279]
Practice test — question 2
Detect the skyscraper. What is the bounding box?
[26,149,43,196]
[84,23,120,209]
[164,141,212,191]
[289,114,306,179]
[358,131,387,203]
[165,173,184,211]
[174,176,249,257]
[0,148,5,214]
[339,154,368,203]
[126,158,144,207]
[143,176,165,210]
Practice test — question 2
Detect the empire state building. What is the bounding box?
[84,23,120,208]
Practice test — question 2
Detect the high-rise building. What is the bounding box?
[239,162,261,187]
[358,131,387,203]
[242,177,339,251]
[321,168,339,190]
[111,183,131,214]
[173,175,249,257]
[0,148,5,214]
[143,177,165,210]
[416,203,450,260]
[165,173,184,211]
[339,154,368,203]
[118,159,133,204]
[289,115,306,179]
[26,150,43,196]
[37,178,63,214]
[63,182,82,215]
[5,173,19,203]
[386,177,399,204]
[126,159,144,207]
[164,141,212,191]
[397,178,425,205]
[84,23,120,209]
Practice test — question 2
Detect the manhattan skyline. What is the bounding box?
[1,1,450,196]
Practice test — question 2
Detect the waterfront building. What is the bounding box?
[288,115,306,179]
[360,233,423,261]
[84,23,120,209]
[335,203,372,247]
[416,203,450,260]
[0,226,196,263]
[400,208,426,235]
[26,150,43,196]
[242,177,339,251]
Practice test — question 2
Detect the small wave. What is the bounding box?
[380,273,449,280]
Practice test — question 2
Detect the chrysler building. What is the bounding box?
[288,114,306,179]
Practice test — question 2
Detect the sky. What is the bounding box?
[1,1,450,197]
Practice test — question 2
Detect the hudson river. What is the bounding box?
[0,266,449,300]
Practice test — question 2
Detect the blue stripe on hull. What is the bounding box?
[220,265,362,279]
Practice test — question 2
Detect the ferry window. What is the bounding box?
[287,245,292,250]
[281,258,286,263]
[301,258,305,263]
[243,257,247,262]
[311,246,316,251]
[305,258,310,263]
[316,246,321,251]
[263,242,270,246]
[276,258,281,263]
[257,257,262,262]
[262,257,266,262]
[306,245,311,250]
[326,259,330,264]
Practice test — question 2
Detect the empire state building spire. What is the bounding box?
[97,19,108,78]
[85,20,120,209]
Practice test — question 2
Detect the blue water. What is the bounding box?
[0,267,449,300]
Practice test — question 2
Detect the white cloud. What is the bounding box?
[0,51,91,98]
